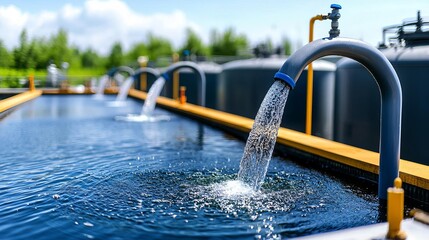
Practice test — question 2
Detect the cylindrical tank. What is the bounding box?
[217,57,336,139]
[334,45,429,165]
[163,62,222,109]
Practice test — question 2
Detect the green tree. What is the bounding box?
[210,27,249,56]
[179,28,208,57]
[0,40,13,67]
[146,34,173,61]
[106,42,124,68]
[48,29,71,66]
[81,48,102,68]
[30,38,50,69]
[125,42,148,64]
[13,29,30,69]
[68,46,82,70]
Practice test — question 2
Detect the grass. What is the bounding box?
[0,68,106,88]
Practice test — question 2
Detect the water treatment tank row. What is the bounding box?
[134,58,336,140]
[138,12,429,165]
[135,42,428,164]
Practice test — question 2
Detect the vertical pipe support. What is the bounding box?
[276,37,402,200]
[29,74,35,91]
[172,53,180,100]
[306,15,327,135]
[138,56,149,91]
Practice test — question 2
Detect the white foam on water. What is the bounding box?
[211,180,256,200]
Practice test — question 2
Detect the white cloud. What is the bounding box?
[0,0,200,55]
[0,5,29,46]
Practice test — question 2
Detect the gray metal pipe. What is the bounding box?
[276,37,402,200]
[113,66,135,77]
[133,67,161,79]
[162,61,206,107]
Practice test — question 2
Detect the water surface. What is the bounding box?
[0,95,380,239]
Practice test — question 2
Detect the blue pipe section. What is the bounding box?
[161,72,170,81]
[276,37,402,200]
[274,72,296,89]
[162,61,206,107]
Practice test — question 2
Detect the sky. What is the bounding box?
[1,0,429,55]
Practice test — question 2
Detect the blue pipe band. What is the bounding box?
[161,72,170,81]
[107,67,117,77]
[274,72,296,89]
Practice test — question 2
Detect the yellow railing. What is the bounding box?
[0,75,42,113]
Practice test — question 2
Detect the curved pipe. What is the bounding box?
[162,61,206,107]
[276,37,402,200]
[133,67,161,79]
[107,66,135,77]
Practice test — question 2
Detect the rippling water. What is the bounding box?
[0,95,380,239]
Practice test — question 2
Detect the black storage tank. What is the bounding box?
[334,12,429,164]
[217,57,336,139]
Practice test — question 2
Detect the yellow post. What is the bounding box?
[138,56,149,91]
[306,15,325,135]
[28,74,35,91]
[386,177,407,240]
[172,53,180,100]
[179,86,187,104]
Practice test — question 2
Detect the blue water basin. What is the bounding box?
[0,95,380,239]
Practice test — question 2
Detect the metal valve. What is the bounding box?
[328,4,342,38]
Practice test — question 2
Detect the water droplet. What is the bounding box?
[83,222,94,227]
[83,233,94,239]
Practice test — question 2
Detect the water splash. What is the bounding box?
[238,80,290,190]
[141,76,166,116]
[114,114,171,122]
[211,180,256,200]
[93,75,109,99]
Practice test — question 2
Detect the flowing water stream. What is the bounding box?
[94,75,109,99]
[238,80,291,190]
[115,76,168,122]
